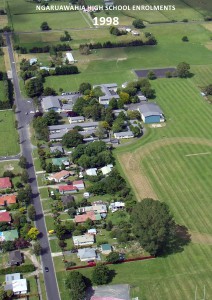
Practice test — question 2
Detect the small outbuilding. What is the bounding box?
[101,243,112,255]
[9,250,23,266]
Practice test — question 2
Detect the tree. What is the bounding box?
[147,70,157,80]
[106,252,120,263]
[14,238,30,249]
[3,170,14,178]
[132,19,145,29]
[79,82,91,94]
[27,227,40,240]
[25,77,43,97]
[21,169,29,183]
[33,241,42,256]
[182,36,189,42]
[176,62,191,78]
[43,87,57,96]
[92,264,110,285]
[131,199,176,255]
[65,271,86,300]
[28,205,36,221]
[40,21,51,31]
[44,110,60,125]
[203,84,212,95]
[79,44,90,55]
[62,130,84,148]
[19,155,27,169]
[0,289,6,300]
[119,92,130,104]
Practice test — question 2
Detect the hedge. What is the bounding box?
[0,264,35,275]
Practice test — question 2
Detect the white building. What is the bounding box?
[65,52,75,63]
[73,234,94,246]
[101,164,113,175]
[86,168,98,176]
[4,273,27,295]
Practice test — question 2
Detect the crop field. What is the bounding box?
[0,110,19,156]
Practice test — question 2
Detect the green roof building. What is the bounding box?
[52,157,70,167]
[0,229,18,241]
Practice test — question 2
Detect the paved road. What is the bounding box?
[5,33,61,300]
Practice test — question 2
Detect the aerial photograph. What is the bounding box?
[0,0,211,299]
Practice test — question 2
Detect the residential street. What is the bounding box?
[5,33,61,300]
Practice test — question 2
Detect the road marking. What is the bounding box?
[185,152,211,157]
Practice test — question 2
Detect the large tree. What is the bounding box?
[65,271,86,300]
[131,198,176,255]
[28,204,36,221]
[62,130,84,148]
[25,77,43,97]
[92,264,111,285]
[132,19,145,29]
[176,62,191,78]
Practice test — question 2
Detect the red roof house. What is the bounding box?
[74,211,96,223]
[0,177,12,189]
[72,180,85,190]
[0,195,17,206]
[59,185,78,194]
[0,211,11,223]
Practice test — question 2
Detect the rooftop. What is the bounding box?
[42,96,61,110]
[59,185,77,192]
[0,211,11,222]
[0,194,16,206]
[138,103,163,117]
[0,177,12,189]
[0,229,18,241]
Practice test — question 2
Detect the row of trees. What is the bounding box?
[14,43,72,54]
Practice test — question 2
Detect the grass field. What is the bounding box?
[0,160,21,176]
[0,111,20,156]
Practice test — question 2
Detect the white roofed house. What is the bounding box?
[100,164,113,175]
[4,273,27,295]
[109,201,125,212]
[68,116,85,123]
[73,234,94,246]
[114,131,134,139]
[86,168,98,176]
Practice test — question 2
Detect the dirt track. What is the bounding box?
[117,137,212,200]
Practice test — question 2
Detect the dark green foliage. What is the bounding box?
[147,70,157,80]
[110,26,127,36]
[62,130,84,148]
[182,36,189,42]
[79,82,91,94]
[21,169,29,183]
[44,110,60,126]
[33,241,41,256]
[132,19,145,29]
[131,199,176,255]
[28,204,36,221]
[55,65,78,75]
[25,77,43,97]
[65,271,86,300]
[19,156,27,169]
[0,264,35,275]
[60,31,71,42]
[106,252,120,263]
[43,87,57,96]
[92,264,110,285]
[176,62,191,78]
[40,21,51,31]
[203,84,212,95]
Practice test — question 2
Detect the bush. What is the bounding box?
[65,261,76,268]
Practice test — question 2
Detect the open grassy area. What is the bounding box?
[0,110,20,156]
[0,82,6,101]
[0,160,21,176]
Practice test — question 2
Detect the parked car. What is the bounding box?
[45,267,49,272]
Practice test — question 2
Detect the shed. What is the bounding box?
[9,250,23,266]
[101,244,112,255]
[66,52,75,63]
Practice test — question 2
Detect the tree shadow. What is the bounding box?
[160,224,191,257]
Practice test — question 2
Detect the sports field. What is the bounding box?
[113,72,212,298]
[0,110,20,156]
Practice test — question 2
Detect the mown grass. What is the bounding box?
[0,110,20,156]
[0,82,6,101]
[0,160,21,176]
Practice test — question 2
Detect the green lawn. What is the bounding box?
[0,82,6,101]
[0,110,20,156]
[41,199,53,211]
[0,160,21,176]
[45,215,54,231]
[39,188,49,199]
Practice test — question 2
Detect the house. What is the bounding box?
[90,284,130,300]
[86,168,97,176]
[72,180,84,190]
[69,116,84,123]
[61,103,73,112]
[50,146,64,154]
[0,211,11,223]
[61,195,75,207]
[52,157,70,168]
[77,248,97,261]
[29,57,37,65]
[59,185,78,194]
[109,202,125,212]
[5,273,21,283]
[73,234,94,246]
[4,275,27,295]
[65,52,76,63]
[9,250,23,266]
[48,122,99,133]
[114,131,134,139]
[0,194,16,206]
[78,204,107,215]
[93,83,119,106]
[101,164,113,176]
[101,243,112,255]
[0,229,18,241]
[0,177,12,189]
[42,96,61,112]
[88,228,97,235]
[48,170,70,182]
[74,211,101,223]
[137,103,165,123]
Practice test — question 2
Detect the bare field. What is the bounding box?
[0,15,8,27]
